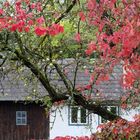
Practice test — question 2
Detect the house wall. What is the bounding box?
[50,105,140,139]
[120,108,140,121]
[50,105,98,139]
[0,101,49,140]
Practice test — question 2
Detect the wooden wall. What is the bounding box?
[0,101,49,140]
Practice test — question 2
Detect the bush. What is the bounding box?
[53,115,140,140]
[94,114,140,140]
[53,136,90,140]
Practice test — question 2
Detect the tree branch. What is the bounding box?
[0,57,7,67]
[14,50,68,102]
[73,93,121,121]
[55,0,77,24]
[73,60,79,89]
[53,62,73,95]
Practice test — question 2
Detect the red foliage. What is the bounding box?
[52,115,140,140]
[53,136,90,140]
[48,24,64,36]
[0,1,139,139]
[75,33,81,43]
[0,9,4,15]
[96,114,140,139]
[0,0,139,109]
[0,1,64,37]
[83,0,140,106]
[85,42,97,55]
[34,27,47,36]
[78,11,86,22]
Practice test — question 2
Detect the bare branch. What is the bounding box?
[55,0,77,24]
[53,62,73,95]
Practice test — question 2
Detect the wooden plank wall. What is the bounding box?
[0,101,49,140]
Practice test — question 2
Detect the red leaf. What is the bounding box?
[36,16,45,24]
[24,26,30,32]
[87,0,96,10]
[113,128,118,134]
[78,11,86,22]
[0,9,4,15]
[75,33,81,42]
[34,27,47,36]
[85,42,97,55]
[48,24,64,36]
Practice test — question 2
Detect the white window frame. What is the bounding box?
[69,106,89,125]
[99,106,119,124]
[16,111,27,125]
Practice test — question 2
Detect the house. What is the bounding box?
[0,59,139,140]
[0,69,49,140]
[0,101,49,140]
[49,62,140,139]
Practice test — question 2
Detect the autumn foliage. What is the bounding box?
[52,114,140,140]
[0,1,64,36]
[0,0,139,106]
[0,0,140,139]
[95,114,140,140]
[53,136,90,140]
[85,0,140,104]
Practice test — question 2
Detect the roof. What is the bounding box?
[0,58,123,101]
[0,67,46,101]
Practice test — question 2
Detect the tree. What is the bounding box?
[0,0,139,124]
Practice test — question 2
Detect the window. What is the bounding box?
[100,106,108,123]
[69,106,88,125]
[16,111,27,125]
[99,106,119,124]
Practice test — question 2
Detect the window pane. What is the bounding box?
[16,111,27,125]
[101,118,107,123]
[110,107,117,114]
[17,112,21,117]
[101,107,107,123]
[71,107,78,123]
[80,108,87,123]
[22,112,26,117]
[16,119,21,124]
[22,119,26,124]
